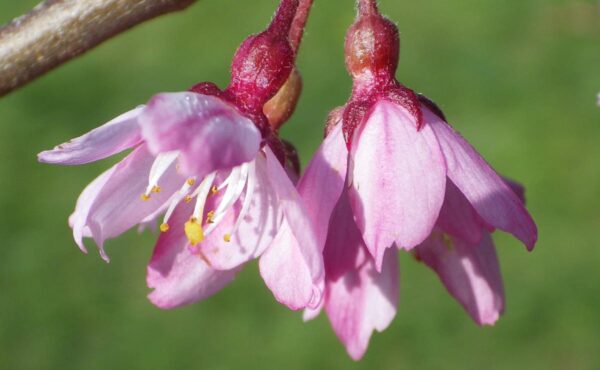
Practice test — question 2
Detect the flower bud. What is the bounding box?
[229,31,295,111]
[344,9,399,81]
[263,69,302,130]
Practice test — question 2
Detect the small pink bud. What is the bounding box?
[344,7,399,83]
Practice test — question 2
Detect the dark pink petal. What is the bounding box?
[259,148,325,309]
[349,100,446,270]
[325,246,398,361]
[203,155,282,270]
[415,231,504,325]
[147,201,238,309]
[298,123,348,252]
[323,192,362,280]
[425,106,537,250]
[38,106,144,165]
[436,180,484,245]
[502,177,526,203]
[139,92,261,178]
[83,145,182,260]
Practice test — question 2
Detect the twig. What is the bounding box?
[0,0,197,97]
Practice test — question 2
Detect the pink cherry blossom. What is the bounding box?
[319,1,538,270]
[299,0,537,359]
[38,0,324,311]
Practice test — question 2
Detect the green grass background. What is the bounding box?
[1,0,598,369]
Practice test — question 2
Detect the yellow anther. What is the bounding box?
[151,185,161,193]
[210,185,218,195]
[184,195,193,203]
[185,217,204,245]
[159,223,170,232]
[140,193,151,201]
[206,211,215,224]
[186,178,196,186]
[223,233,231,243]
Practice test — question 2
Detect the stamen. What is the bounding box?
[162,176,197,226]
[184,195,193,203]
[204,164,249,236]
[227,161,256,240]
[217,167,240,191]
[159,223,170,232]
[140,193,151,201]
[192,172,217,220]
[187,178,196,186]
[223,234,231,243]
[142,151,179,199]
[178,172,216,246]
[210,185,218,195]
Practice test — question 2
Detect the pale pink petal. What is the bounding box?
[415,231,504,325]
[203,155,282,270]
[70,166,117,253]
[147,202,239,309]
[38,106,144,165]
[298,123,348,252]
[259,147,325,309]
[259,220,322,310]
[325,246,398,361]
[302,300,324,321]
[425,106,537,250]
[139,92,261,178]
[436,180,484,244]
[349,100,446,270]
[83,145,183,260]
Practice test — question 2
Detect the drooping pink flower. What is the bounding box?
[38,0,323,310]
[299,0,537,359]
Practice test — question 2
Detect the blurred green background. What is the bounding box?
[1,0,599,369]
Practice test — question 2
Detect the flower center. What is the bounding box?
[141,152,257,251]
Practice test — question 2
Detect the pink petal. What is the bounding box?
[258,147,325,309]
[502,177,526,203]
[38,106,144,165]
[436,180,484,245]
[349,100,447,270]
[298,123,348,252]
[425,106,537,250]
[139,92,261,178]
[325,246,398,361]
[302,300,324,322]
[415,231,504,325]
[70,166,117,253]
[323,192,362,281]
[259,220,322,310]
[147,201,239,309]
[203,155,282,270]
[82,145,183,260]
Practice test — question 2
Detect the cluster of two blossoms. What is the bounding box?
[38,0,537,360]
